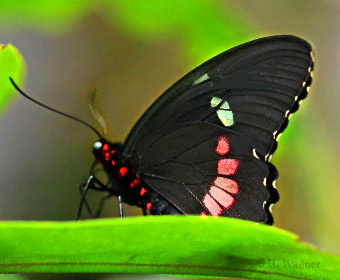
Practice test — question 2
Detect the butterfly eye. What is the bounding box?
[93,141,104,159]
[93,141,103,151]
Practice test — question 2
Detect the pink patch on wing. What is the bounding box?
[214,176,239,194]
[209,186,235,209]
[215,136,230,156]
[201,135,241,216]
[202,194,223,217]
[217,159,239,175]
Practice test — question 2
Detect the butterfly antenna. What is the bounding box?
[88,89,107,137]
[9,77,103,139]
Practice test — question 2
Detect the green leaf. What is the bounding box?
[0,216,339,279]
[0,44,26,113]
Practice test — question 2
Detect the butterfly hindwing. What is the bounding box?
[123,35,313,158]
[130,122,274,223]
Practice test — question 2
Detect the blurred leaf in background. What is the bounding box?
[0,0,93,35]
[106,0,250,63]
[0,44,25,112]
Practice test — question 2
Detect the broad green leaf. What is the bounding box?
[0,216,339,279]
[0,44,25,112]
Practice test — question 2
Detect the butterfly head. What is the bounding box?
[93,140,121,166]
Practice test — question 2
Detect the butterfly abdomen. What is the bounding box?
[145,191,181,215]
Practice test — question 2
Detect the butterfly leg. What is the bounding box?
[76,175,117,220]
[118,195,124,218]
[76,176,95,220]
[88,177,124,218]
[78,182,95,219]
[142,208,147,216]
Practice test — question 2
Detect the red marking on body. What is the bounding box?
[104,152,110,161]
[130,178,140,188]
[214,177,238,194]
[111,160,116,166]
[215,136,230,156]
[202,194,223,217]
[146,202,152,210]
[102,144,110,161]
[103,143,109,152]
[119,167,128,177]
[140,187,147,196]
[217,159,239,175]
[209,186,235,209]
[110,150,116,154]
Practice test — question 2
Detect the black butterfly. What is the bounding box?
[11,35,313,224]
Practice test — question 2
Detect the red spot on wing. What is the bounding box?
[140,187,147,196]
[146,202,152,210]
[119,167,128,177]
[209,186,235,209]
[215,136,230,156]
[214,177,238,194]
[111,160,116,166]
[130,178,140,188]
[202,194,223,217]
[218,159,239,175]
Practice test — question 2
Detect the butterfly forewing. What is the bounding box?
[123,35,313,158]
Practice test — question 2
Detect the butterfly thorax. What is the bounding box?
[93,140,148,206]
[93,140,182,215]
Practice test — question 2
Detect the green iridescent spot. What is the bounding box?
[210,96,234,127]
[192,73,209,85]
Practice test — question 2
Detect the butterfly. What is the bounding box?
[10,35,313,224]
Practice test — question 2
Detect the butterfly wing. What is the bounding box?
[123,35,313,158]
[130,122,274,223]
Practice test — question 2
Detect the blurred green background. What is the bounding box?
[0,0,339,279]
